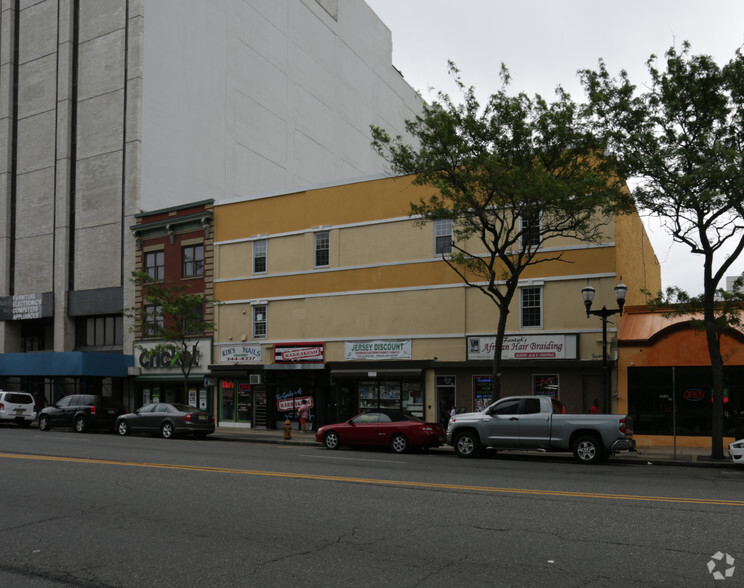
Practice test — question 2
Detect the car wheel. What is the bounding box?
[38,415,51,431]
[323,431,340,450]
[454,430,480,458]
[390,433,409,454]
[74,415,87,433]
[573,435,603,464]
[161,422,174,439]
[117,420,130,436]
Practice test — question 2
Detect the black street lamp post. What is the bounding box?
[581,278,628,414]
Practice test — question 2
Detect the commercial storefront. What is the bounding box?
[131,338,213,413]
[618,306,744,447]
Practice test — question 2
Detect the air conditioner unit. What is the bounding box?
[249,374,262,385]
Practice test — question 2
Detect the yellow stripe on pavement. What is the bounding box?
[1,452,741,507]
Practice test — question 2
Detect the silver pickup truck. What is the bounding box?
[446,395,635,464]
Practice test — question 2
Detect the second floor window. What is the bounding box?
[520,286,542,328]
[76,315,123,347]
[315,231,329,267]
[145,250,164,281]
[253,305,267,339]
[182,303,204,335]
[434,219,453,254]
[182,244,204,278]
[253,239,267,273]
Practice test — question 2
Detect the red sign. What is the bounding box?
[277,396,314,412]
[274,343,325,363]
[683,388,705,401]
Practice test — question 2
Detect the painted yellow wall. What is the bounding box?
[615,211,661,305]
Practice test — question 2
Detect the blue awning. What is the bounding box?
[0,352,134,377]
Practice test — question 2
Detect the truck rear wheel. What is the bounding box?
[573,435,603,464]
[453,430,480,458]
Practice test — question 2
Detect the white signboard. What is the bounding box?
[468,334,577,360]
[345,340,412,360]
[220,344,263,363]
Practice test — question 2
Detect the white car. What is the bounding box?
[0,391,37,427]
[729,440,744,465]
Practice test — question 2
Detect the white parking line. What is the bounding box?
[302,454,406,464]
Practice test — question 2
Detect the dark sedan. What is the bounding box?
[315,409,445,453]
[116,403,215,439]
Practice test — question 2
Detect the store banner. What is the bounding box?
[345,339,412,360]
[468,334,577,360]
[274,343,325,363]
[220,344,263,363]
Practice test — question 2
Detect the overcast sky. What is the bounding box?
[365,0,744,297]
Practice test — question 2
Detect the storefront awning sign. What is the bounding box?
[220,344,263,363]
[468,334,577,360]
[274,343,325,363]
[345,339,412,360]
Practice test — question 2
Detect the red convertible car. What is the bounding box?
[315,409,445,453]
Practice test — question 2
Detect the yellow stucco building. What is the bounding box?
[209,174,660,431]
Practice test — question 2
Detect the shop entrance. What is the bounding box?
[436,375,456,428]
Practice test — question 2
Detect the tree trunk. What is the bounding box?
[491,301,511,401]
[702,282,725,459]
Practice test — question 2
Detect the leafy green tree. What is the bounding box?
[126,271,213,402]
[371,62,633,400]
[581,43,744,458]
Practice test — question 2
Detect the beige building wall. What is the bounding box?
[211,174,661,416]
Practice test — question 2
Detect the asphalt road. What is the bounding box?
[0,425,741,587]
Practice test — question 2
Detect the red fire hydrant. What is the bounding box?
[283,417,292,440]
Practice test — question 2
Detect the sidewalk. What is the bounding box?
[213,426,739,468]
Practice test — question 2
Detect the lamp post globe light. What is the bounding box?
[582,278,628,413]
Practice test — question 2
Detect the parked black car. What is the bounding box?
[116,403,215,439]
[38,394,126,433]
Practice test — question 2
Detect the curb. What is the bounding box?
[211,433,740,468]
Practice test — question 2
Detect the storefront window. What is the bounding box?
[359,381,401,410]
[534,374,558,398]
[237,383,252,424]
[628,366,744,437]
[402,382,423,417]
[473,376,492,412]
[221,380,235,420]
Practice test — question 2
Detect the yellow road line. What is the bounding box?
[1,452,741,506]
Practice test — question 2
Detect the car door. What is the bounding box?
[516,397,551,448]
[345,413,380,445]
[128,403,156,432]
[481,397,521,447]
[50,395,75,426]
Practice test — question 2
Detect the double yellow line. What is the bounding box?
[2,452,742,506]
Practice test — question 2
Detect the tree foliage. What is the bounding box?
[126,271,213,399]
[581,43,744,457]
[371,62,632,400]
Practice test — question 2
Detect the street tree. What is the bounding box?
[371,62,633,400]
[127,271,213,402]
[581,43,744,458]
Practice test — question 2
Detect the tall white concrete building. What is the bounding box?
[0,0,422,401]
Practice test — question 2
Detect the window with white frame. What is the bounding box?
[314,231,329,267]
[434,219,453,254]
[520,212,541,248]
[253,239,267,274]
[520,286,542,328]
[253,305,267,339]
